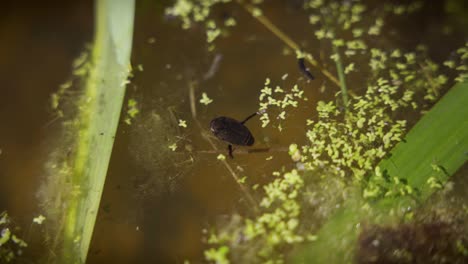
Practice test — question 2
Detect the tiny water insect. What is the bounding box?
[298,57,315,80]
[210,111,260,158]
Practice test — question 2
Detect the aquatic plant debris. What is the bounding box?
[1,211,28,262]
[178,119,187,128]
[33,215,46,225]
[125,98,139,125]
[204,245,230,264]
[199,92,213,105]
[169,143,178,151]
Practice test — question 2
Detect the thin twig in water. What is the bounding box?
[203,53,223,80]
[188,80,197,119]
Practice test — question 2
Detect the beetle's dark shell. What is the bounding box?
[210,116,254,146]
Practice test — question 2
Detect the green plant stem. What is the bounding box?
[59,0,135,263]
[237,0,341,87]
[332,45,349,110]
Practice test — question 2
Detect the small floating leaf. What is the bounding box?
[168,143,177,151]
[178,119,187,128]
[200,92,213,105]
[33,215,46,225]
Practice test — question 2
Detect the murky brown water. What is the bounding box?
[1,0,467,263]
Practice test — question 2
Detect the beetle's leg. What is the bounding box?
[240,112,259,124]
[228,144,234,159]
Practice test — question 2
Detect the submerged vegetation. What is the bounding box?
[0,212,27,263]
[166,0,468,263]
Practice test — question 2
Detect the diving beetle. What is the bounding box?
[210,111,260,158]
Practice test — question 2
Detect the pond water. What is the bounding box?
[0,0,467,263]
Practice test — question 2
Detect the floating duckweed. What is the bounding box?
[274,86,284,93]
[346,40,367,50]
[260,113,270,127]
[452,44,468,82]
[314,29,326,40]
[200,92,213,105]
[308,0,324,8]
[238,176,247,184]
[330,53,339,62]
[178,119,187,128]
[166,0,239,48]
[125,98,139,125]
[206,28,221,43]
[224,17,236,27]
[278,111,286,120]
[352,28,364,38]
[168,143,177,151]
[295,50,313,60]
[32,215,46,225]
[289,144,301,162]
[391,49,402,58]
[1,212,27,262]
[332,39,345,47]
[404,53,416,64]
[427,177,443,189]
[309,15,320,24]
[344,63,355,74]
[367,18,384,36]
[204,246,230,264]
[217,154,226,161]
[258,79,306,130]
[456,240,468,256]
[206,169,308,262]
[301,66,433,186]
[252,7,262,17]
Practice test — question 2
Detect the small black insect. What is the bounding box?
[298,57,315,80]
[210,112,259,158]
